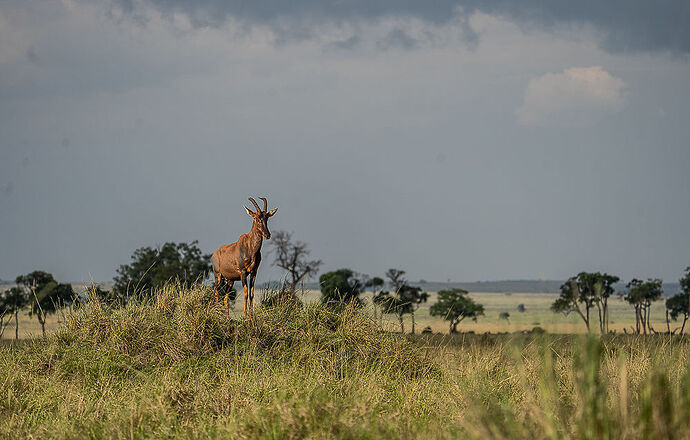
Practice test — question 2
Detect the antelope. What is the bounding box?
[212,197,277,317]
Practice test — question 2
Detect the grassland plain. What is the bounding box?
[0,283,678,338]
[1,285,689,439]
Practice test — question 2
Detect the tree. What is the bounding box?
[401,284,429,334]
[499,312,510,323]
[367,276,385,321]
[551,278,589,330]
[624,278,663,334]
[374,269,428,334]
[666,267,690,335]
[16,271,74,337]
[0,287,29,339]
[112,241,211,299]
[517,304,526,313]
[666,293,689,335]
[430,288,484,334]
[271,231,322,290]
[579,272,619,333]
[383,268,411,333]
[550,272,619,333]
[319,269,362,307]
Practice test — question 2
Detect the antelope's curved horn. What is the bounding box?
[259,197,268,212]
[248,197,261,212]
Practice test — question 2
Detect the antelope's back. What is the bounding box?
[212,243,241,279]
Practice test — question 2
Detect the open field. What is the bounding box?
[0,287,679,340]
[280,289,676,335]
[1,284,689,439]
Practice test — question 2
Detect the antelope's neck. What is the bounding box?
[248,223,264,252]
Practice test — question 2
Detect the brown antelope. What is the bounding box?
[212,197,277,317]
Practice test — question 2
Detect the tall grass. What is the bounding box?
[0,284,688,439]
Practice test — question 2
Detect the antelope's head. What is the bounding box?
[244,197,278,239]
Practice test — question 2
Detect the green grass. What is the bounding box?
[1,284,689,439]
[3,289,677,338]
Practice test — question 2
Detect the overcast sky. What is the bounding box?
[1,0,689,284]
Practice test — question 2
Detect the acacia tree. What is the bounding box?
[319,269,362,308]
[16,271,74,337]
[402,285,429,334]
[550,272,619,333]
[366,276,385,321]
[0,287,29,339]
[624,278,663,334]
[374,269,428,334]
[430,288,484,334]
[271,231,322,290]
[666,267,690,335]
[551,278,590,331]
[375,269,408,333]
[113,241,211,299]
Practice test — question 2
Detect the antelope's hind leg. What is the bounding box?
[224,281,234,317]
[214,273,222,304]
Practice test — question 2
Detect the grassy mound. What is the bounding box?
[54,284,436,378]
[1,284,690,439]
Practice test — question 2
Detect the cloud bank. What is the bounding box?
[108,0,690,56]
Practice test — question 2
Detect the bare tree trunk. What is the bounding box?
[40,314,46,337]
[0,315,7,339]
[398,314,404,334]
[14,312,19,340]
[640,306,647,335]
[667,310,671,334]
[681,314,688,335]
[411,311,415,334]
[603,298,609,333]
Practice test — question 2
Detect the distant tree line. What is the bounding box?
[0,270,75,338]
[551,268,690,335]
[4,230,689,338]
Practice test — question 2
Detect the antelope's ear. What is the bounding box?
[267,207,278,217]
[244,205,255,216]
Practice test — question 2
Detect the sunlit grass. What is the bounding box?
[0,284,688,439]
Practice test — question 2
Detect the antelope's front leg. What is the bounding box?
[241,271,249,318]
[248,272,256,315]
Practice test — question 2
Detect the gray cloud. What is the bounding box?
[110,0,690,55]
[377,28,418,51]
[326,35,360,51]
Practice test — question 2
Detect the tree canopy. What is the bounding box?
[430,288,484,334]
[319,269,362,307]
[16,270,74,336]
[666,267,690,335]
[550,272,619,332]
[113,241,211,298]
[0,287,29,339]
[624,278,663,334]
[373,269,428,334]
